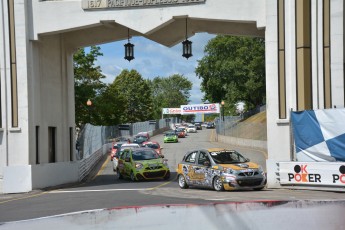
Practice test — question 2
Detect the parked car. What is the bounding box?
[117,147,170,181]
[176,148,266,191]
[142,141,163,156]
[164,132,178,143]
[194,122,202,130]
[113,143,140,171]
[175,127,186,138]
[186,124,197,133]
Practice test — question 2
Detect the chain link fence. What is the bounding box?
[216,105,267,141]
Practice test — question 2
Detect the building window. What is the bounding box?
[48,127,56,163]
[278,0,287,119]
[70,127,73,161]
[8,0,18,127]
[36,126,40,164]
[323,0,331,108]
[296,0,312,111]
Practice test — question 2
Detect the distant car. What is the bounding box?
[201,123,208,128]
[110,142,127,161]
[133,134,149,146]
[164,132,178,143]
[115,136,131,143]
[194,122,202,130]
[113,143,140,172]
[142,141,163,156]
[176,148,266,191]
[137,132,150,140]
[117,147,170,181]
[186,124,197,133]
[206,122,215,129]
[175,127,186,138]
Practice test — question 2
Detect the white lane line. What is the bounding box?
[49,188,150,193]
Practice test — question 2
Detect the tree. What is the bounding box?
[195,35,265,114]
[149,74,193,120]
[108,69,153,123]
[74,46,106,127]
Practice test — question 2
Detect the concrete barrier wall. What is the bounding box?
[215,133,267,150]
[1,201,345,229]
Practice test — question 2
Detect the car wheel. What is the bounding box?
[130,171,136,181]
[164,171,171,180]
[117,169,123,179]
[213,176,224,191]
[178,174,189,189]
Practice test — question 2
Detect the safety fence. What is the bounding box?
[76,118,177,181]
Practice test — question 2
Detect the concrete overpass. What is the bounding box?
[0,0,344,193]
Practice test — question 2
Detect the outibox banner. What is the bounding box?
[291,109,345,162]
[180,103,220,115]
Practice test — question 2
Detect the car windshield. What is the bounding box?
[210,150,247,164]
[176,128,184,132]
[144,143,159,149]
[166,133,175,137]
[188,125,195,128]
[132,150,159,160]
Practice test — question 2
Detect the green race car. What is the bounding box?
[164,132,178,143]
[117,147,170,181]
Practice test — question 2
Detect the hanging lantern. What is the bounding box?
[182,18,193,59]
[124,29,134,62]
[182,39,192,59]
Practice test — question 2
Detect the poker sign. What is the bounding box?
[279,162,345,187]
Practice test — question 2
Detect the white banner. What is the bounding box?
[180,103,220,114]
[162,108,181,115]
[279,162,345,187]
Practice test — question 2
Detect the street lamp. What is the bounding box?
[221,100,225,121]
[86,99,92,123]
[182,18,193,59]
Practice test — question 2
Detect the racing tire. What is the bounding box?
[164,171,171,180]
[130,171,137,181]
[213,176,224,191]
[178,174,189,189]
[117,169,123,179]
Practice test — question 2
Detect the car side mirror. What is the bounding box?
[160,155,165,158]
[204,161,211,167]
[246,158,250,162]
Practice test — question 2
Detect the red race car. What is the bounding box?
[142,141,163,156]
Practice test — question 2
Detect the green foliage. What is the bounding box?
[149,74,193,120]
[74,46,106,127]
[108,69,153,123]
[195,35,265,114]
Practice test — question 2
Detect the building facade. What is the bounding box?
[0,0,344,192]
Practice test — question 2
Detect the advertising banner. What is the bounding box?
[279,162,345,187]
[162,108,182,115]
[180,103,220,114]
[291,109,345,162]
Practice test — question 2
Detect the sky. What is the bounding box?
[94,33,216,105]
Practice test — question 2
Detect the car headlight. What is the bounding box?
[135,162,143,169]
[258,166,265,175]
[225,168,234,174]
